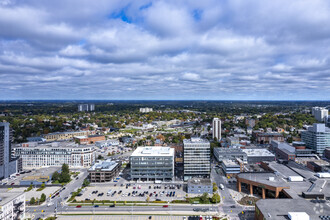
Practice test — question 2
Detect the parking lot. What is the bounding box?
[77,183,187,202]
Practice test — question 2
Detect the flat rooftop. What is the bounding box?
[188,178,212,186]
[222,160,240,167]
[183,137,210,144]
[0,190,24,206]
[256,199,330,220]
[242,149,275,157]
[89,159,119,171]
[131,147,174,157]
[14,142,94,150]
[237,172,289,188]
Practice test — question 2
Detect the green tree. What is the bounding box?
[82,179,90,187]
[213,182,218,192]
[211,193,220,203]
[52,171,60,181]
[40,193,46,202]
[200,192,209,203]
[62,163,69,174]
[30,197,35,205]
[59,172,71,183]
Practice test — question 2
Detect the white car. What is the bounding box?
[47,202,54,207]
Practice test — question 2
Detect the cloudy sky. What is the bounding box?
[1,0,330,100]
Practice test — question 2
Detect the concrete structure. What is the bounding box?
[213,148,247,163]
[42,131,89,142]
[139,107,153,113]
[0,190,25,220]
[301,123,330,155]
[78,104,95,112]
[312,106,328,122]
[74,135,105,144]
[0,122,19,180]
[221,159,241,175]
[271,141,296,161]
[183,137,210,181]
[88,159,121,183]
[130,147,174,181]
[237,172,290,199]
[212,118,221,141]
[256,133,284,144]
[14,142,95,168]
[187,178,212,194]
[255,199,330,220]
[242,149,275,164]
[95,139,120,148]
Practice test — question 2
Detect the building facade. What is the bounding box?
[78,104,95,112]
[139,107,153,113]
[301,123,330,155]
[256,133,284,144]
[312,107,328,122]
[0,122,18,180]
[0,191,25,220]
[183,137,210,181]
[14,142,95,168]
[42,131,89,142]
[212,118,221,141]
[74,135,105,144]
[88,159,121,182]
[130,147,174,181]
[221,159,242,175]
[187,178,212,194]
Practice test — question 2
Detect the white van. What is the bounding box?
[107,190,112,196]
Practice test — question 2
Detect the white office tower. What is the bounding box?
[301,123,330,155]
[312,107,328,122]
[212,118,221,141]
[78,104,95,112]
[0,122,18,179]
[183,137,210,181]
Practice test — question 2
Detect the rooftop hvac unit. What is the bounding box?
[288,212,310,220]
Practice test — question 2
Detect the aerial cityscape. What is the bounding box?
[1,1,330,220]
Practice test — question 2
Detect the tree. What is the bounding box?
[30,197,35,205]
[59,172,71,183]
[52,171,60,181]
[213,182,218,192]
[97,155,104,160]
[201,192,209,203]
[62,163,69,174]
[82,179,90,187]
[211,193,220,203]
[40,193,46,202]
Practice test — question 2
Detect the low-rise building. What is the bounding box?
[221,159,242,175]
[130,147,174,181]
[213,148,247,163]
[88,159,121,182]
[256,132,284,144]
[74,135,105,144]
[42,131,89,142]
[242,149,275,164]
[95,139,120,148]
[187,178,212,194]
[0,190,25,220]
[271,141,296,161]
[14,142,95,168]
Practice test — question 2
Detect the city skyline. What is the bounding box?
[1,0,330,100]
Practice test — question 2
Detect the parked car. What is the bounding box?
[76,205,82,208]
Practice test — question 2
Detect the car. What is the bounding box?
[76,205,82,208]
[230,205,236,208]
[109,204,115,207]
[163,205,168,208]
[94,205,99,208]
[149,216,152,219]
[11,183,15,185]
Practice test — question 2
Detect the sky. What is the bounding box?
[1,0,330,100]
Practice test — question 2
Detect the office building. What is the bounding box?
[78,104,95,112]
[139,107,153,113]
[212,118,221,141]
[213,148,247,163]
[183,137,210,181]
[42,130,89,142]
[187,178,212,194]
[0,190,25,220]
[242,149,275,163]
[312,107,328,122]
[221,159,242,175]
[130,147,174,181]
[0,122,19,180]
[88,159,121,182]
[14,142,95,168]
[301,123,330,155]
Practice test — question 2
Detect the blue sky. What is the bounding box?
[0,0,330,100]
